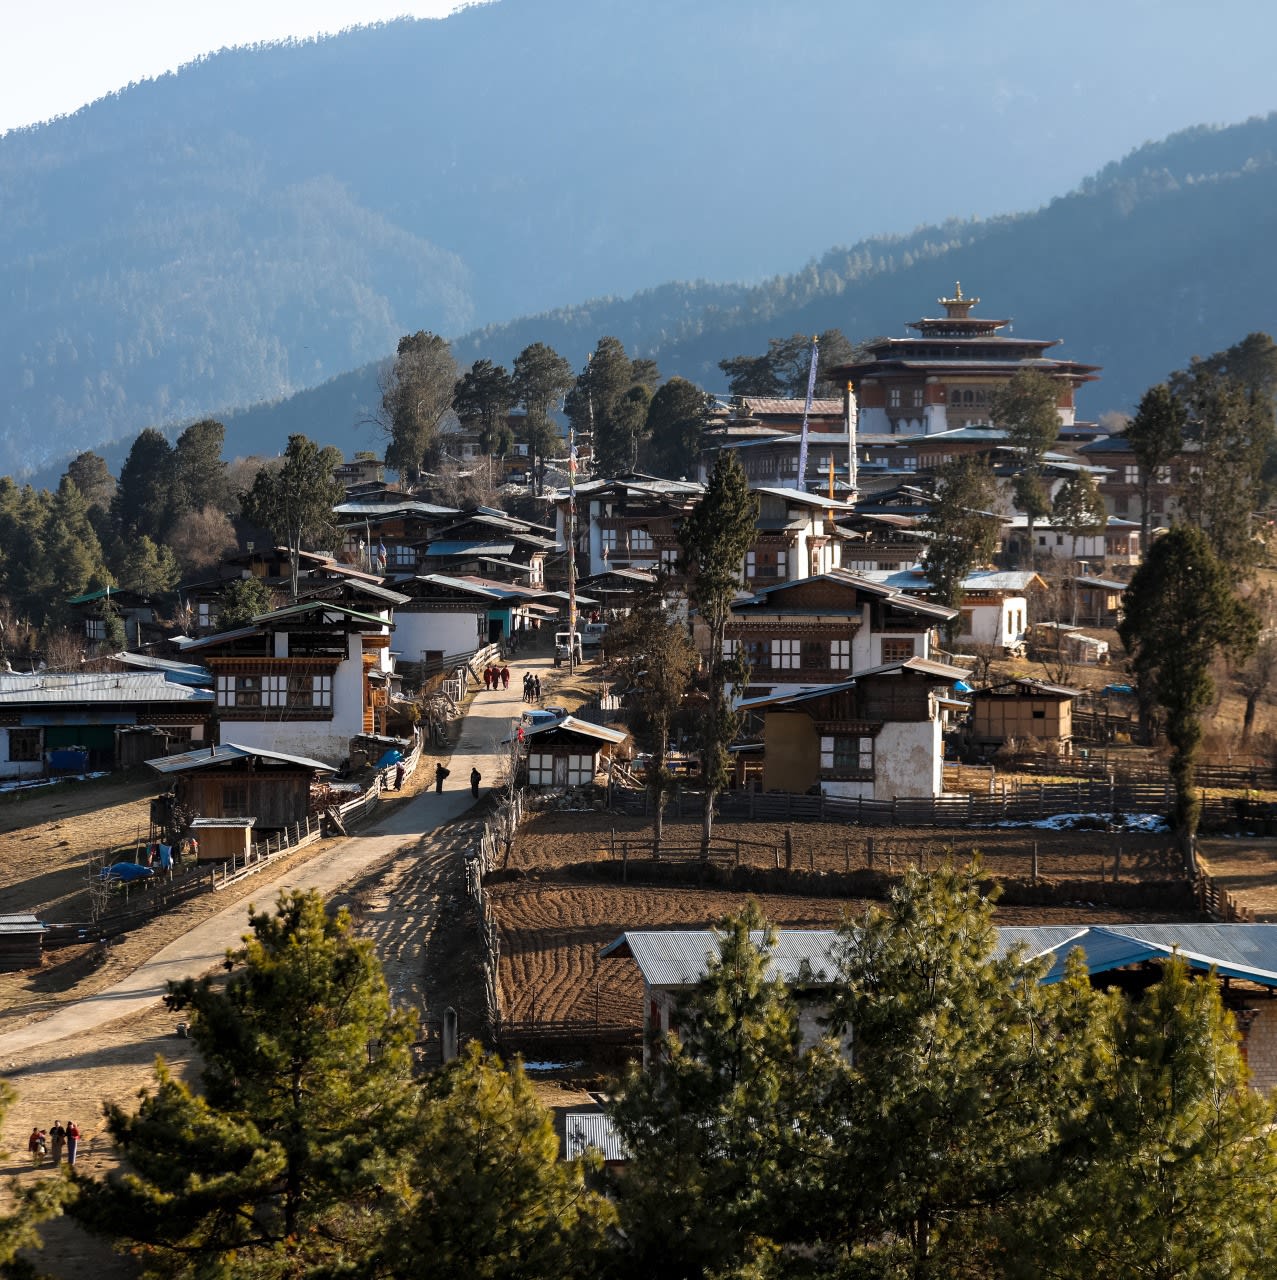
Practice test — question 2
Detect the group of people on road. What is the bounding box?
[522,672,542,703]
[434,761,482,800]
[29,1120,79,1168]
[482,664,510,692]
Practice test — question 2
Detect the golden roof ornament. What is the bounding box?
[939,282,979,317]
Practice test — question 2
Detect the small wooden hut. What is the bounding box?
[0,914,45,971]
[148,743,335,833]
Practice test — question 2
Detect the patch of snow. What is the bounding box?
[991,811,1170,834]
[0,771,107,794]
[521,1060,585,1072]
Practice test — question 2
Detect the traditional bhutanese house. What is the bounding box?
[1000,514,1140,573]
[513,716,629,789]
[726,569,955,700]
[66,585,166,650]
[600,924,1277,1088]
[333,497,461,574]
[737,656,970,799]
[148,742,336,834]
[176,599,394,765]
[575,568,659,618]
[745,487,856,584]
[1072,575,1127,627]
[1076,432,1188,528]
[415,510,557,588]
[839,483,937,572]
[968,677,1082,752]
[0,671,216,779]
[854,568,1044,652]
[0,915,46,972]
[548,475,705,580]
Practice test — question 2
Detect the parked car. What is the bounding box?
[554,631,583,667]
[523,706,567,727]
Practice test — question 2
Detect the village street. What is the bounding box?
[0,652,547,1060]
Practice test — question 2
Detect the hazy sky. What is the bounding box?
[0,1,463,134]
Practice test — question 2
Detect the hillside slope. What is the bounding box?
[3,0,1277,473]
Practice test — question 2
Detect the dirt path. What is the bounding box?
[0,660,578,1280]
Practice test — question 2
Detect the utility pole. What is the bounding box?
[568,359,585,677]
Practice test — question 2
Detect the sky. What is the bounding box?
[0,0,465,134]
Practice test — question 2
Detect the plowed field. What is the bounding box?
[487,879,1190,1029]
[512,812,1180,882]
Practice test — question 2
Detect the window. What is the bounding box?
[724,638,738,660]
[217,672,331,710]
[528,753,555,786]
[600,528,617,555]
[801,639,825,669]
[1124,465,1139,485]
[1056,535,1065,547]
[566,753,594,786]
[660,548,679,569]
[221,784,250,816]
[960,608,975,637]
[741,638,768,667]
[85,618,106,641]
[889,388,901,408]
[771,637,800,669]
[745,551,756,578]
[881,638,915,663]
[819,735,874,776]
[629,528,654,552]
[831,638,851,670]
[1154,465,1172,484]
[7,729,40,762]
[197,602,217,629]
[911,387,924,408]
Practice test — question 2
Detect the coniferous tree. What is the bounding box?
[1120,525,1258,854]
[678,452,758,854]
[511,342,573,494]
[218,575,274,628]
[609,903,812,1279]
[453,359,517,457]
[380,331,458,486]
[992,370,1062,566]
[173,419,228,515]
[1125,383,1186,549]
[1012,956,1277,1280]
[240,435,345,599]
[607,587,698,852]
[920,457,1002,642]
[646,377,711,479]
[113,427,178,543]
[41,477,113,613]
[375,1043,615,1280]
[76,891,419,1278]
[819,865,1106,1277]
[596,384,652,476]
[118,534,179,595]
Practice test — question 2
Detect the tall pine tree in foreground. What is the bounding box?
[76,890,419,1278]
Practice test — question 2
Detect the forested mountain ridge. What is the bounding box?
[4,0,1277,475]
[200,115,1277,472]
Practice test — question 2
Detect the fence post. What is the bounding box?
[1032,842,1039,882]
[867,835,874,868]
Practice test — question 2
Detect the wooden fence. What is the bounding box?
[612,778,1188,827]
[210,731,424,892]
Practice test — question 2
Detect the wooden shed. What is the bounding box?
[188,817,257,861]
[511,716,629,789]
[968,678,1081,751]
[0,914,46,971]
[148,743,336,833]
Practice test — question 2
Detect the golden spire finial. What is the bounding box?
[939,283,979,316]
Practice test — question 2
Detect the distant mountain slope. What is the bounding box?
[4,0,1277,474]
[198,114,1277,468]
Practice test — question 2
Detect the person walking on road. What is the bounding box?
[470,767,482,799]
[500,665,510,690]
[435,763,450,793]
[482,667,492,692]
[28,1128,43,1168]
[533,674,542,703]
[50,1120,65,1165]
[66,1121,79,1166]
[393,762,405,792]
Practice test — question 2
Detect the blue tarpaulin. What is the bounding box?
[376,749,404,768]
[100,862,154,882]
[954,680,973,693]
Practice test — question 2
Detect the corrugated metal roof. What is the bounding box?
[333,500,459,517]
[423,541,516,557]
[147,743,336,775]
[0,914,45,934]
[564,1112,628,1162]
[516,716,628,746]
[0,672,213,705]
[110,652,213,684]
[600,930,841,986]
[605,925,1277,992]
[253,601,389,627]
